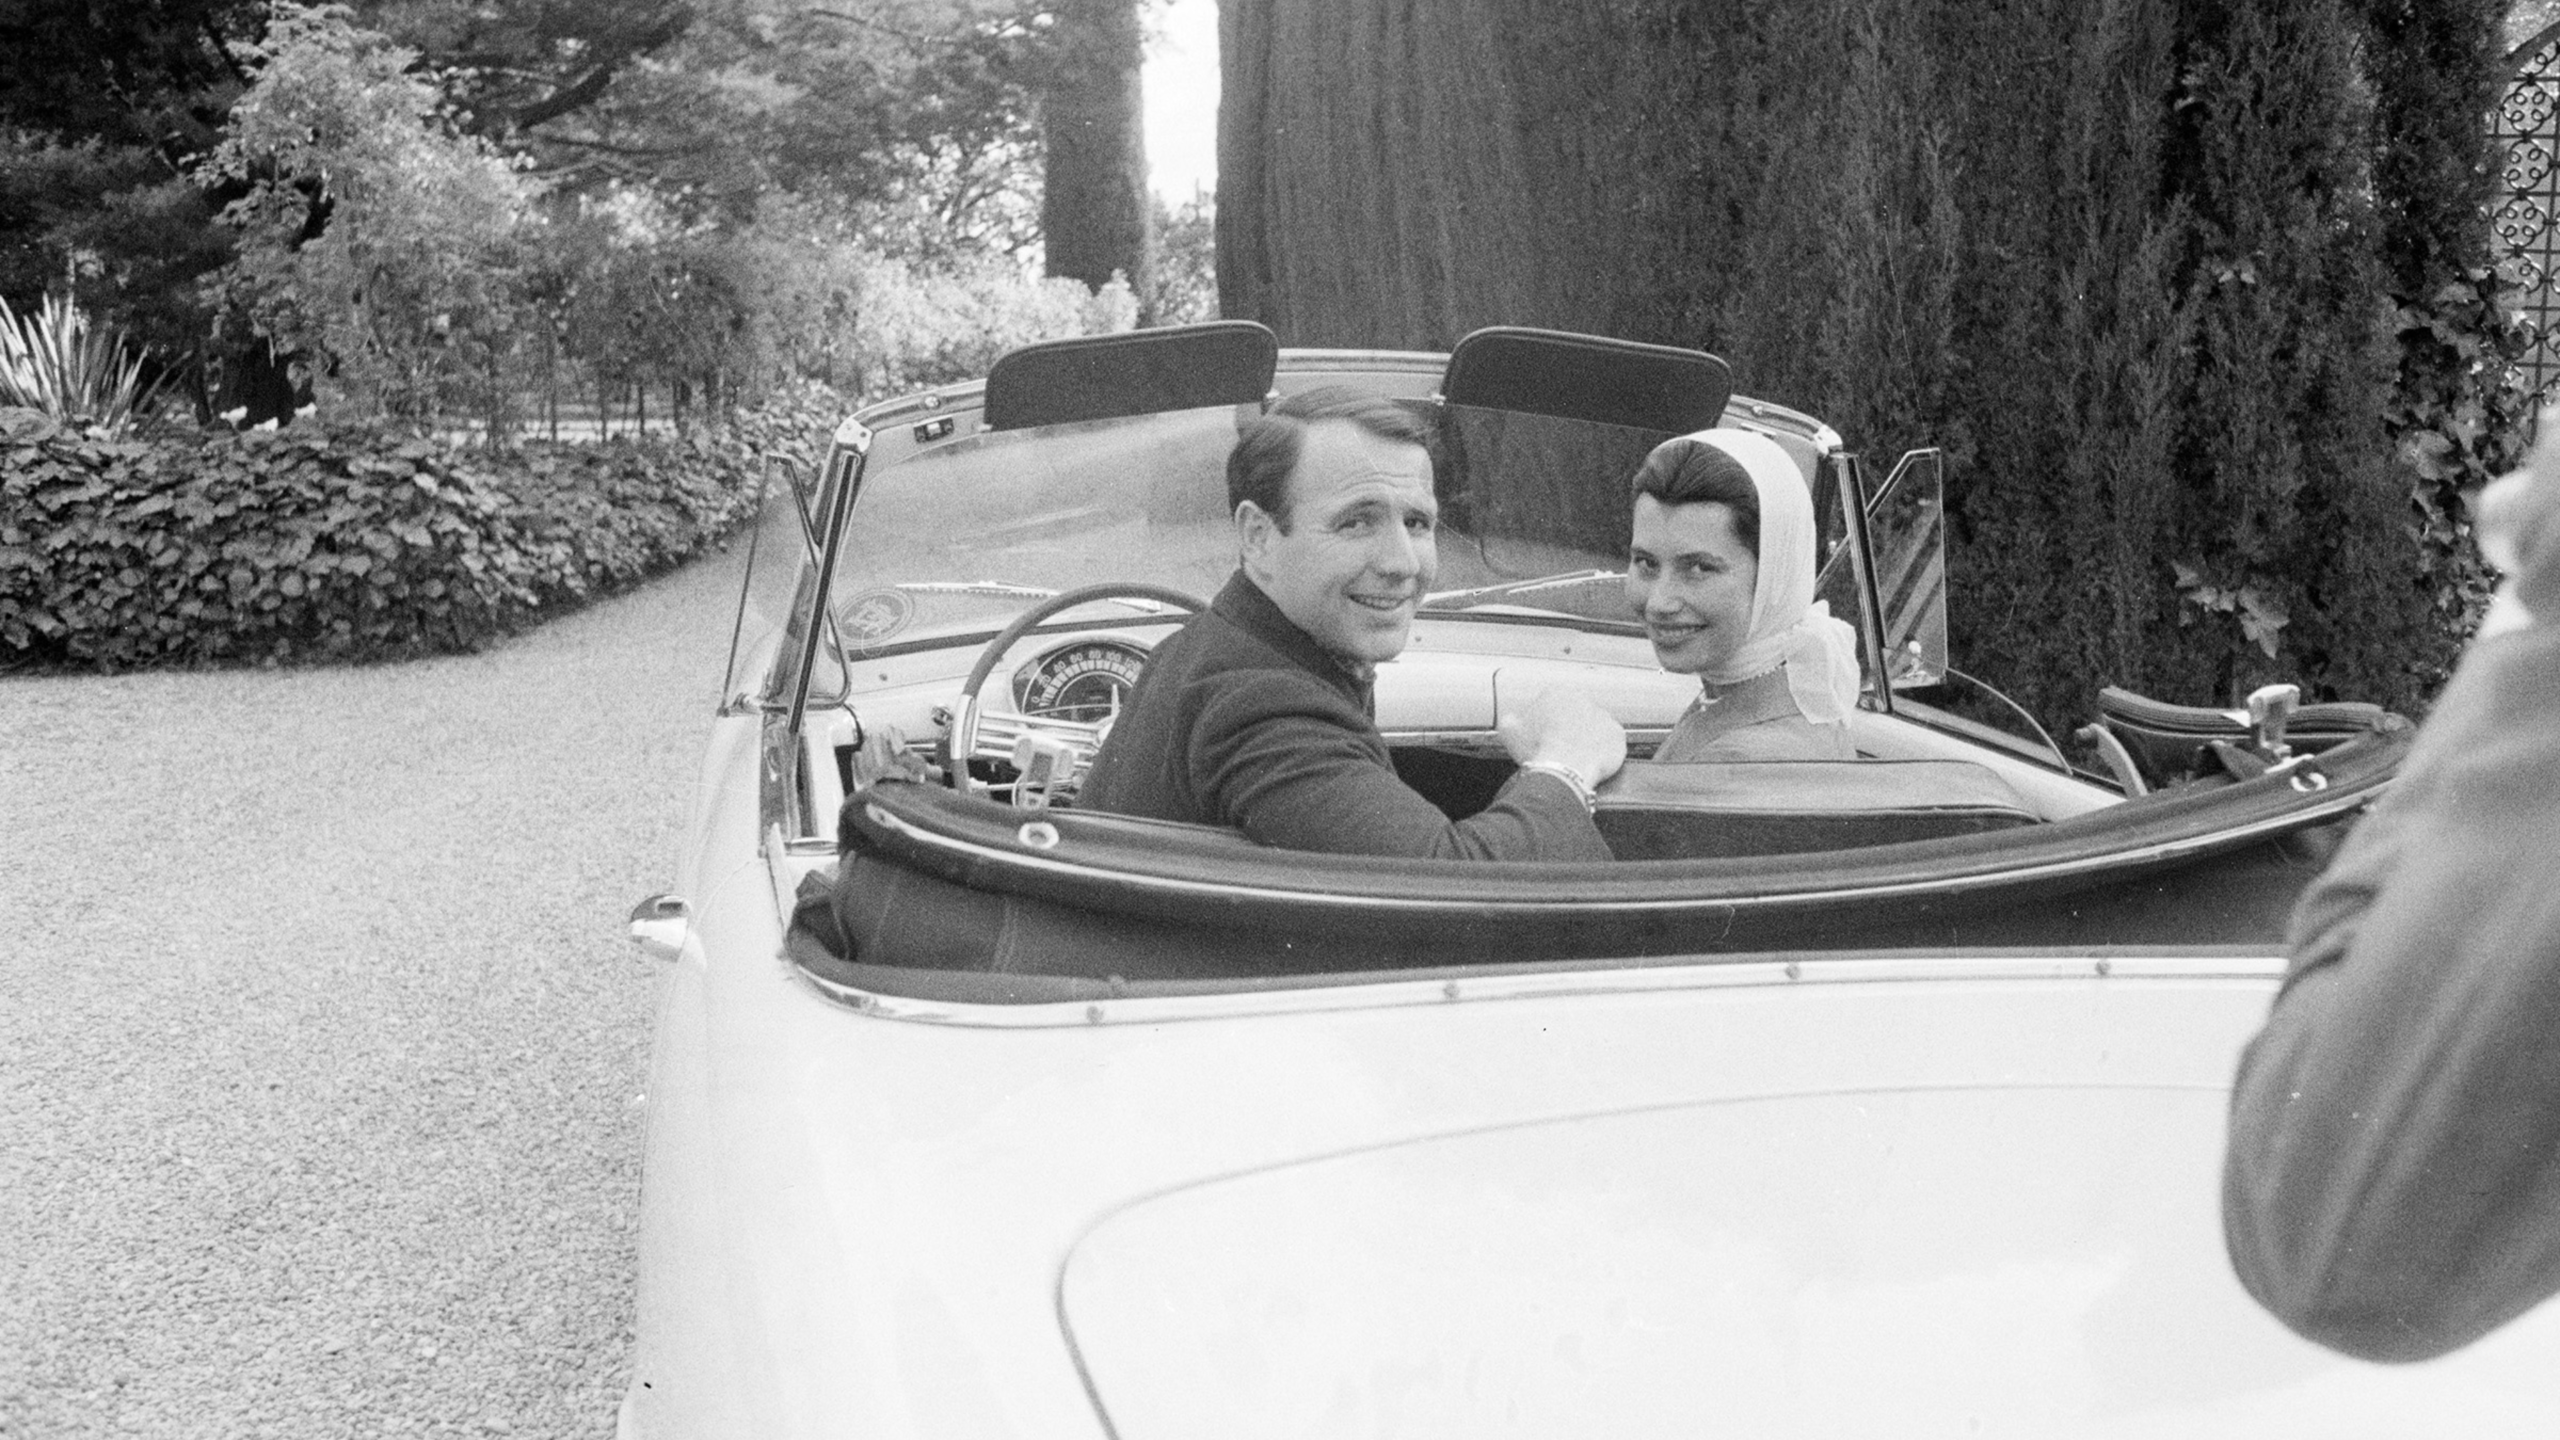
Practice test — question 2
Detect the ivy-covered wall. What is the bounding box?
[1218,0,2518,720]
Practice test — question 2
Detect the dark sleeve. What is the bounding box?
[2222,625,2560,1362]
[1189,671,1612,861]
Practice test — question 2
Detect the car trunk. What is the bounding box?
[1059,1086,2560,1438]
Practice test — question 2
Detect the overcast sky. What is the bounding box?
[1143,0,1219,204]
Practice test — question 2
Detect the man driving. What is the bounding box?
[1076,387,1625,859]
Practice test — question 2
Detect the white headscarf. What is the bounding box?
[1654,429,1863,725]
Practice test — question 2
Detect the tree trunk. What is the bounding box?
[1042,0,1153,300]
[1216,0,1653,349]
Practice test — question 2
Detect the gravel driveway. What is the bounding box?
[0,539,749,1439]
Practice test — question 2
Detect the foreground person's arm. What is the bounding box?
[2224,455,2560,1360]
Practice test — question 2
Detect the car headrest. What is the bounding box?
[984,321,1280,431]
[1441,328,1732,435]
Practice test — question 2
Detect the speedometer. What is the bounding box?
[1011,640,1149,723]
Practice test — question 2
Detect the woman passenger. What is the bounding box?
[1626,429,1862,762]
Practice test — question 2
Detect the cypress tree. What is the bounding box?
[1043,0,1153,301]
[1951,0,2194,721]
[2159,0,2417,706]
[1219,0,2505,721]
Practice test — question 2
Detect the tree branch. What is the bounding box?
[201,17,253,88]
[510,6,697,132]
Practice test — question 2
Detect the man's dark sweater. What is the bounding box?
[1077,573,1609,860]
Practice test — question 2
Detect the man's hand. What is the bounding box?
[2477,413,2560,630]
[1495,689,1628,790]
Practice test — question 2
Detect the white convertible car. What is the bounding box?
[621,324,2559,1438]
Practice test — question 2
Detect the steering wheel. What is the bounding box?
[941,582,1208,795]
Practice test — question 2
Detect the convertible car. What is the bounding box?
[620,324,2558,1438]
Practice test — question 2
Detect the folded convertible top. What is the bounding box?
[804,731,2404,984]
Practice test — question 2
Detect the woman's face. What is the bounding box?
[1627,494,1758,675]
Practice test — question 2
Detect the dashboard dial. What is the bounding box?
[1011,640,1148,723]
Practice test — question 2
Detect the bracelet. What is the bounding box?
[1517,760,1598,814]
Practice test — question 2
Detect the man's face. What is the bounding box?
[1626,494,1759,675]
[1239,420,1439,665]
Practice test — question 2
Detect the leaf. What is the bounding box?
[2397,430,2460,482]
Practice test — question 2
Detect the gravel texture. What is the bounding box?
[0,539,749,1439]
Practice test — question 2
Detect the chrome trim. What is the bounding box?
[790,950,2287,1028]
[1277,349,1446,376]
[858,777,2376,917]
[943,689,981,794]
[627,893,692,962]
[1836,450,1896,719]
[970,709,1105,768]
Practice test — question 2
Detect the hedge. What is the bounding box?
[0,394,827,668]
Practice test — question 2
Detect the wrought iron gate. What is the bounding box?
[2496,22,2560,404]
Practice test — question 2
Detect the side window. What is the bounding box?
[720,456,821,711]
[1810,446,1948,702]
[1869,449,1947,690]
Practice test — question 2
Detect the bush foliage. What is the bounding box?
[0,387,831,667]
[205,5,543,432]
[165,5,1136,438]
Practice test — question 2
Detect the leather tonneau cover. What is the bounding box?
[807,730,2407,983]
[1596,760,2037,859]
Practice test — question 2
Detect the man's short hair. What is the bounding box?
[1629,435,1760,559]
[1228,386,1437,529]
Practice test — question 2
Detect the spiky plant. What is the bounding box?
[0,292,163,433]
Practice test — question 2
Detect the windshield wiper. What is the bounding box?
[1421,569,1625,610]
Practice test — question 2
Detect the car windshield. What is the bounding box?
[824,405,1244,657]
[805,397,1770,698]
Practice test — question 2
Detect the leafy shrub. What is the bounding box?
[203,4,543,433]
[1143,196,1219,327]
[531,190,767,434]
[845,251,1136,397]
[0,390,830,668]
[738,202,1141,398]
[0,292,162,433]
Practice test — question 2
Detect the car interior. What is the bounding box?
[761,324,2411,988]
